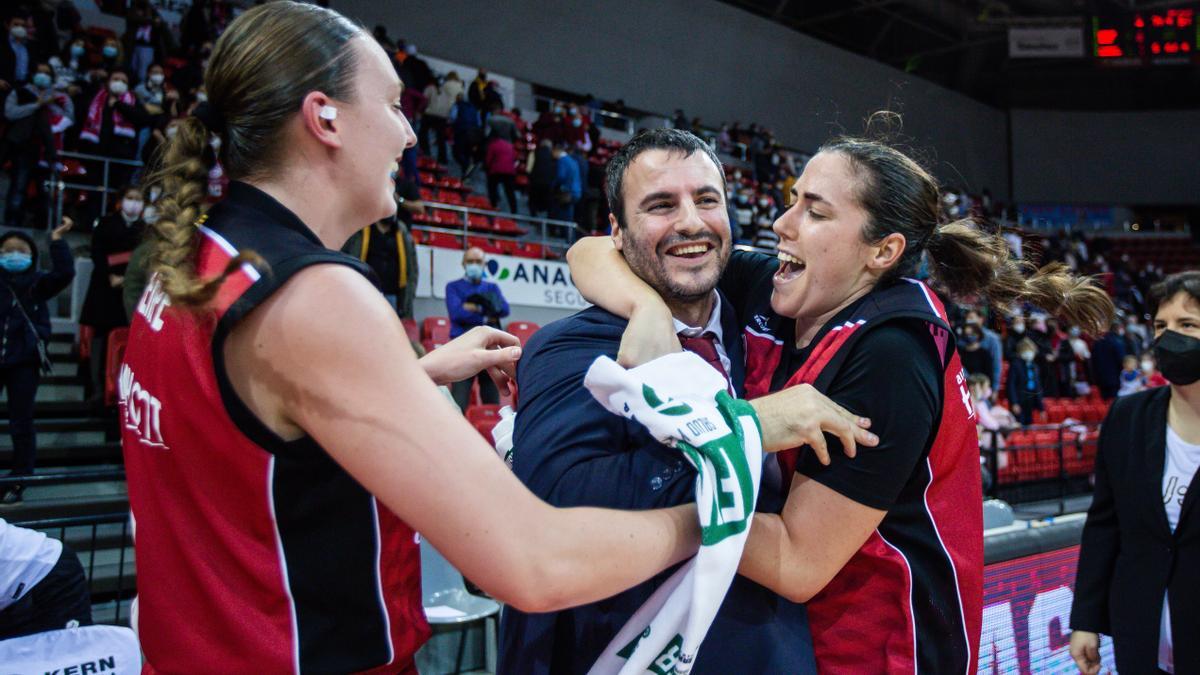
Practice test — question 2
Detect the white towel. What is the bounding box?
[583,352,763,675]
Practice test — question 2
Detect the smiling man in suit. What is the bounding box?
[497,129,817,674]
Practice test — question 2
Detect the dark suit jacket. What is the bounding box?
[497,300,815,675]
[1071,386,1200,674]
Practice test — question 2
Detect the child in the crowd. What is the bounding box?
[1116,354,1146,397]
[1140,351,1169,388]
[1007,338,1044,426]
[968,373,1018,433]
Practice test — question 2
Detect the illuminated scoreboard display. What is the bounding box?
[1093,5,1198,65]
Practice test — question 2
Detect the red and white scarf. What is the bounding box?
[79,88,136,144]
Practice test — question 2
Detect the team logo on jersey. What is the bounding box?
[752,314,771,333]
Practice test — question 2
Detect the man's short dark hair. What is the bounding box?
[605,128,724,231]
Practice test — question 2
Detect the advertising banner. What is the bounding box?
[422,245,590,311]
[979,546,1118,674]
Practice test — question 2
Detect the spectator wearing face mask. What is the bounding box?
[98,39,122,74]
[964,307,1003,392]
[751,193,778,250]
[1,15,34,100]
[122,2,173,84]
[0,220,74,502]
[1008,337,1044,426]
[1092,320,1129,400]
[57,38,89,87]
[484,124,519,214]
[549,141,581,229]
[80,186,145,407]
[1117,354,1146,397]
[420,71,461,164]
[959,323,993,380]
[446,247,509,410]
[526,138,555,218]
[78,70,150,189]
[2,61,72,226]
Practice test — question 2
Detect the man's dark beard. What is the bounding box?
[621,231,728,304]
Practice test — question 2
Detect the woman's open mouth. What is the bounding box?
[775,251,806,282]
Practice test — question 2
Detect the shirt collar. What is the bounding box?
[672,291,723,343]
[226,180,325,248]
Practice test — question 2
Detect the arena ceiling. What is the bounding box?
[718,0,1200,109]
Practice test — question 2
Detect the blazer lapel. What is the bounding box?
[1145,388,1174,539]
[718,291,746,397]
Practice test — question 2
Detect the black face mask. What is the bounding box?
[1153,330,1200,386]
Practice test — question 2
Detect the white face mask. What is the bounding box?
[1141,360,1155,374]
[149,73,165,86]
[1020,351,1036,363]
[165,125,178,139]
[141,205,158,225]
[10,26,27,41]
[109,80,128,96]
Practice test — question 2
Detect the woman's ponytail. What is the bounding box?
[822,126,1116,334]
[926,219,1114,334]
[144,116,262,309]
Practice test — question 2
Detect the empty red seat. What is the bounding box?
[466,404,502,424]
[104,327,130,406]
[418,171,436,186]
[512,242,544,259]
[493,218,525,235]
[401,318,419,343]
[466,195,492,209]
[472,417,500,444]
[506,321,540,346]
[420,338,445,354]
[426,231,462,249]
[439,191,464,206]
[422,316,451,343]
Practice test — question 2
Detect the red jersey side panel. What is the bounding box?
[123,187,428,673]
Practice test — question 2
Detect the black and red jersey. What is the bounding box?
[121,182,428,673]
[721,251,983,673]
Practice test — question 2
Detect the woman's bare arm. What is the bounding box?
[567,235,679,367]
[223,264,699,613]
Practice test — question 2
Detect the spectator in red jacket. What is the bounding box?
[485,128,518,214]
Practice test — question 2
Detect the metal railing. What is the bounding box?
[413,201,581,257]
[980,422,1102,514]
[2,469,132,625]
[42,150,144,231]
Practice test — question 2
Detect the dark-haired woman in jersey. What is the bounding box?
[568,130,1115,672]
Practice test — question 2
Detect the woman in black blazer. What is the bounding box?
[1071,271,1200,675]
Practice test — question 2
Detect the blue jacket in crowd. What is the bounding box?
[445,275,509,338]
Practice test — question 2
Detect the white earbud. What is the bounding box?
[319,105,338,121]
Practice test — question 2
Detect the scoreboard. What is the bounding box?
[1093,5,1198,65]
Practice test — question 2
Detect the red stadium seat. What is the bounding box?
[472,417,500,444]
[511,242,544,259]
[492,218,526,235]
[466,195,492,209]
[422,316,451,343]
[420,338,445,354]
[466,404,502,424]
[506,321,540,346]
[439,191,464,206]
[401,318,420,344]
[426,231,463,249]
[104,328,130,406]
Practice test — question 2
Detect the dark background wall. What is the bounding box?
[335,0,1200,208]
[1010,109,1200,206]
[334,0,1011,197]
